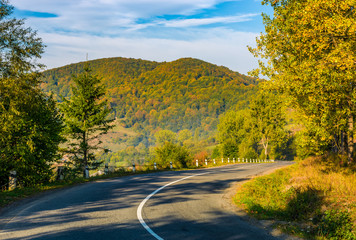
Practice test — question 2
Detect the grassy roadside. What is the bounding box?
[234,157,356,239]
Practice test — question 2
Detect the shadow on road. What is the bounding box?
[0,164,285,240]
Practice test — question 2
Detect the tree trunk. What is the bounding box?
[341,131,346,154]
[265,140,268,159]
[333,133,338,153]
[348,115,354,164]
[261,136,268,159]
[83,131,87,178]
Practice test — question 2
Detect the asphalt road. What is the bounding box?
[0,161,294,240]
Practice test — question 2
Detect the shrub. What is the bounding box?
[154,142,191,168]
[211,146,221,159]
[319,210,355,240]
[234,168,294,219]
[194,151,209,162]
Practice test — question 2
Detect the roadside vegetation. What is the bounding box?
[236,0,356,238]
[234,157,356,239]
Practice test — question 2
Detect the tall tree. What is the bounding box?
[61,67,113,177]
[0,0,63,187]
[249,0,356,162]
[217,92,288,160]
[218,110,250,158]
[249,91,288,159]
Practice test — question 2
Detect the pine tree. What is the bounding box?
[61,67,113,177]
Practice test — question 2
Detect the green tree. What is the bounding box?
[0,79,64,186]
[154,129,176,146]
[0,0,63,187]
[217,91,289,159]
[60,67,113,177]
[177,129,192,145]
[0,0,44,77]
[218,110,250,157]
[249,91,289,159]
[249,0,356,163]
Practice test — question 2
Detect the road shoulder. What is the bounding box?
[221,164,301,240]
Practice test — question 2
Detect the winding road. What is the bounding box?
[0,162,293,240]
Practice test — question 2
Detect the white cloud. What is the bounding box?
[40,28,258,74]
[10,0,260,74]
[12,0,247,33]
[162,14,258,28]
[11,0,222,18]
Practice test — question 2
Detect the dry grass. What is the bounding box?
[234,156,356,239]
[291,157,356,223]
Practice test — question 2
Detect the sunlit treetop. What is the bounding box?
[249,0,356,160]
[0,0,44,78]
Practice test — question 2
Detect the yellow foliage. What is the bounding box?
[291,157,356,221]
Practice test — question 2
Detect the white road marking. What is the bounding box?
[137,172,209,240]
[136,165,246,239]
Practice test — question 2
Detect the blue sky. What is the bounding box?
[11,0,272,74]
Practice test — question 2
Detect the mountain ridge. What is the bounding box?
[41,57,257,146]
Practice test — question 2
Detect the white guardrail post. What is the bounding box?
[9,170,17,190]
[57,166,64,180]
[85,166,89,178]
[104,163,109,175]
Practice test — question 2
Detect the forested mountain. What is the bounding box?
[41,57,257,153]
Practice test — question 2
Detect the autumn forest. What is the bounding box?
[41,57,264,167]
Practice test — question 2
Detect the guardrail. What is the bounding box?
[95,157,275,176]
[1,158,275,191]
[194,158,275,167]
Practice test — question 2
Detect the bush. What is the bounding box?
[154,142,191,168]
[194,151,209,162]
[211,146,221,159]
[319,210,355,240]
[234,168,294,219]
[238,141,258,159]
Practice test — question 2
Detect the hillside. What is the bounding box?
[41,57,258,164]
